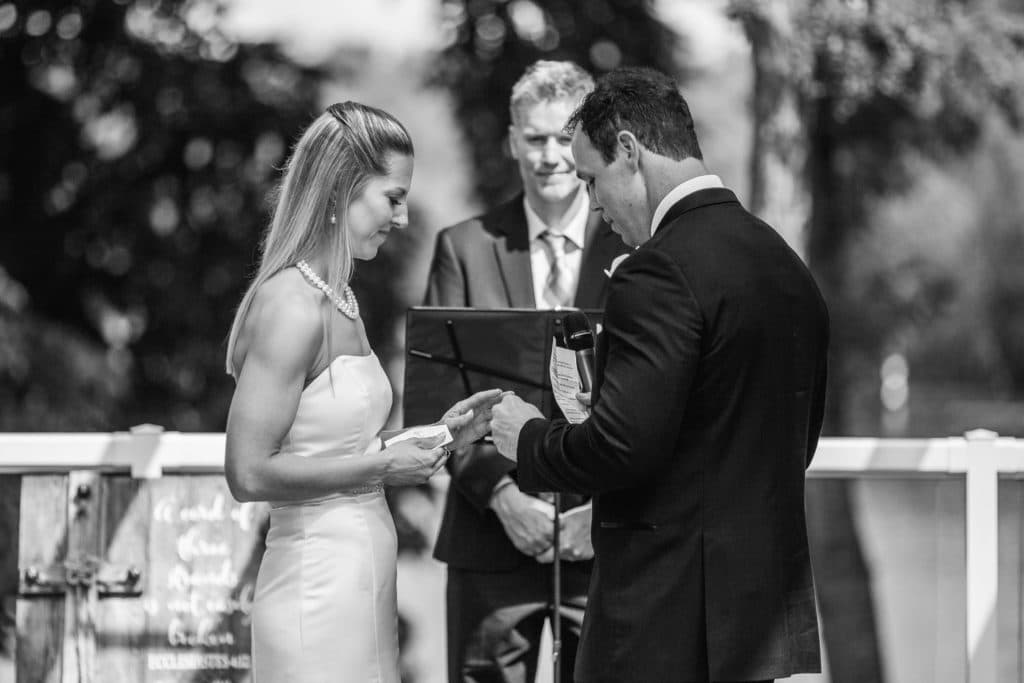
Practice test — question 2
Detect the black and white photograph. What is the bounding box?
[2,1,1024,682]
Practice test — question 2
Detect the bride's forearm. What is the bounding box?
[226,448,389,503]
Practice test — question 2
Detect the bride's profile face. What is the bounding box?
[345,152,414,260]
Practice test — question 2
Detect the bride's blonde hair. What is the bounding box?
[225,102,413,376]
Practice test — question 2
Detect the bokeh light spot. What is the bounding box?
[184,1,217,35]
[189,187,217,224]
[82,105,138,160]
[590,39,622,70]
[25,9,51,37]
[508,0,545,44]
[254,131,284,167]
[104,244,133,276]
[535,25,559,52]
[56,9,82,40]
[101,311,133,348]
[880,353,910,412]
[0,4,17,33]
[475,13,506,51]
[150,197,180,236]
[184,137,214,169]
[47,185,74,214]
[30,63,77,100]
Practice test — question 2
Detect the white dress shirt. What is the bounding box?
[524,189,590,309]
[650,174,724,236]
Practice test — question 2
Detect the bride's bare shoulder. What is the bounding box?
[251,269,322,328]
[235,269,323,372]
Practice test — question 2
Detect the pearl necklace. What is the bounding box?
[296,260,359,320]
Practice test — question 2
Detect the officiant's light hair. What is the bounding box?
[226,102,413,376]
[510,60,594,126]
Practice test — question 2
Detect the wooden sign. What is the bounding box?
[15,474,267,683]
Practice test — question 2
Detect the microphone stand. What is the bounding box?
[551,492,562,683]
[550,309,593,683]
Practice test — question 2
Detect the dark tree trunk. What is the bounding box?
[738,5,886,679]
[740,0,810,258]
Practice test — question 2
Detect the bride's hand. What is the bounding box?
[440,389,504,450]
[380,437,449,487]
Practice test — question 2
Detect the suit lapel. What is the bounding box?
[575,213,627,309]
[489,197,534,308]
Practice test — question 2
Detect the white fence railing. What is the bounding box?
[0,428,1020,683]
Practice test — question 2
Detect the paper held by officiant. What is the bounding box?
[550,338,590,424]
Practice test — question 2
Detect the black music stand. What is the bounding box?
[403,307,599,683]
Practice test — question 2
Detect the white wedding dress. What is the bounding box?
[251,351,399,683]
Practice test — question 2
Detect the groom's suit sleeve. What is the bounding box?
[517,247,702,493]
[424,228,516,511]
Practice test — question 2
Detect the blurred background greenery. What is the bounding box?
[3,0,1023,439]
[2,2,1024,681]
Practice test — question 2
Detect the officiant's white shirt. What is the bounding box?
[525,188,589,309]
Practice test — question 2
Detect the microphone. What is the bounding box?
[561,311,595,393]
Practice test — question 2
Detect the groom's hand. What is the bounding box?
[441,389,503,450]
[490,394,543,462]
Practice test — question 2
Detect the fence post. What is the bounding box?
[961,429,1000,683]
[125,424,165,479]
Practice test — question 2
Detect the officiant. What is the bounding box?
[422,60,630,683]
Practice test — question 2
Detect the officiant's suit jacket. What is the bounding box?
[425,193,628,572]
[516,188,829,682]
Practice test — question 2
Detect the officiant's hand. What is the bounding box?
[491,394,544,462]
[440,389,503,450]
[490,485,555,558]
[559,504,594,561]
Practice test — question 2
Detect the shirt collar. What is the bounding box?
[650,174,724,236]
[524,188,589,249]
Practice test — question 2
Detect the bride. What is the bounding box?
[224,101,500,682]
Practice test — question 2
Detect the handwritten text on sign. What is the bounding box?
[145,485,264,677]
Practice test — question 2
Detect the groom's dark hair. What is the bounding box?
[566,67,703,164]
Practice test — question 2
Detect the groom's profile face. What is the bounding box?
[572,130,647,248]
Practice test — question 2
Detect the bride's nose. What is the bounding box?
[392,204,409,229]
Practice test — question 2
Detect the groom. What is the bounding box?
[491,67,829,683]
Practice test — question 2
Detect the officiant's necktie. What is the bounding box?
[541,231,576,309]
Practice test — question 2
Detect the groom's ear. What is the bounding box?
[615,131,641,172]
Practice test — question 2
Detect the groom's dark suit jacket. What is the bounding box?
[425,193,629,572]
[516,188,828,682]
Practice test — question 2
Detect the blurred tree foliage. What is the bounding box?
[730,0,1024,431]
[729,6,1024,681]
[433,0,680,206]
[0,0,323,431]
